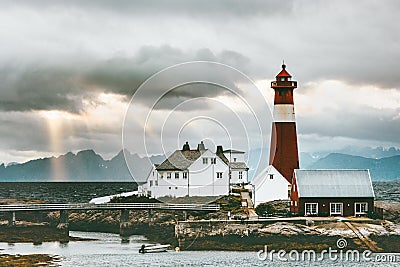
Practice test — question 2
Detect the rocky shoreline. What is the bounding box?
[0,253,61,267]
[176,220,400,252]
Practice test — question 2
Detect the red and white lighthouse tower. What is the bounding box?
[269,63,299,182]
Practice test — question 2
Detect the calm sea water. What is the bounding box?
[0,182,138,203]
[1,231,398,267]
[0,181,398,203]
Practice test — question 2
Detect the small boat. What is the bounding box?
[139,244,170,253]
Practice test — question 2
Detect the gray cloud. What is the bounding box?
[2,0,294,18]
[0,46,250,112]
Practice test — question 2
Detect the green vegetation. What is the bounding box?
[214,195,242,213]
[255,200,290,217]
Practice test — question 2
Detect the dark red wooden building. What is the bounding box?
[290,169,375,216]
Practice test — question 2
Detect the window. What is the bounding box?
[305,203,318,215]
[233,157,237,162]
[216,172,223,178]
[168,187,171,190]
[355,203,368,215]
[183,172,188,179]
[330,203,343,215]
[295,201,297,207]
[167,172,171,179]
[175,172,179,179]
[239,171,243,179]
[211,158,216,164]
[149,181,153,187]
[269,174,274,179]
[203,158,208,164]
[280,77,285,81]
[175,187,178,190]
[160,173,164,179]
[288,185,291,198]
[155,180,158,186]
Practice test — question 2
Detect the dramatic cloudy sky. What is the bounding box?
[1,0,400,165]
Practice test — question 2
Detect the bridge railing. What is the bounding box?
[0,203,220,212]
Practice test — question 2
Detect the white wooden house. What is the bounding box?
[143,142,249,198]
[251,165,291,207]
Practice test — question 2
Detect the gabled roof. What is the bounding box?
[156,150,202,171]
[216,152,229,165]
[251,165,288,189]
[229,162,248,170]
[295,170,375,198]
[155,146,248,171]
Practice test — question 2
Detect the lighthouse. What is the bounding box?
[269,63,299,182]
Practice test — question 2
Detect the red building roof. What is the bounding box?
[276,64,292,78]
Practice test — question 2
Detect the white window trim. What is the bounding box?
[305,203,318,215]
[330,203,343,216]
[354,202,368,215]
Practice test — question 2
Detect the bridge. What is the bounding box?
[0,203,220,212]
[0,202,220,237]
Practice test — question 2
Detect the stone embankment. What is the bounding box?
[175,220,400,252]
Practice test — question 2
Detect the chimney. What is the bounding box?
[216,145,223,154]
[182,141,190,151]
[197,141,206,151]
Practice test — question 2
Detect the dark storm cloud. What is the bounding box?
[0,63,88,112]
[0,46,250,112]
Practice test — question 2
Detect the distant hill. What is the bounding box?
[0,150,165,182]
[300,146,400,168]
[310,153,400,181]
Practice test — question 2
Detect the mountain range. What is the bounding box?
[0,147,399,182]
[0,149,165,182]
[309,153,400,181]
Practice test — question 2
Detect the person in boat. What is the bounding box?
[139,244,146,254]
